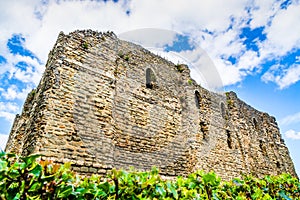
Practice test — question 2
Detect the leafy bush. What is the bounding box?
[0,152,299,199]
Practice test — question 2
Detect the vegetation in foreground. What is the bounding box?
[0,152,299,199]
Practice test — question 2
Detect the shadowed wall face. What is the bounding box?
[5,30,297,180]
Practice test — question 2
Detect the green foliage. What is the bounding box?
[82,41,89,49]
[124,55,130,61]
[29,89,36,98]
[118,50,124,58]
[175,64,185,73]
[118,50,130,61]
[0,152,299,199]
[187,79,193,85]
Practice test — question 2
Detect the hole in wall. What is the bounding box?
[253,118,258,130]
[220,102,226,119]
[146,68,156,89]
[276,161,281,168]
[259,139,263,150]
[200,121,208,141]
[195,90,200,109]
[226,130,232,149]
[259,139,267,156]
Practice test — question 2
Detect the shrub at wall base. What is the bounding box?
[0,153,299,199]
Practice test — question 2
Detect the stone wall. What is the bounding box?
[5,30,297,180]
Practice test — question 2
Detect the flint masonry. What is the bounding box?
[5,30,297,180]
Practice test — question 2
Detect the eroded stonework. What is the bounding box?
[5,30,297,180]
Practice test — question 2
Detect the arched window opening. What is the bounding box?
[226,130,232,149]
[220,102,226,119]
[146,68,156,89]
[253,118,258,130]
[195,90,200,109]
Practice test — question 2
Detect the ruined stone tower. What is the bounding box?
[5,30,297,180]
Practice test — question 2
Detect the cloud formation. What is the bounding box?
[0,102,19,122]
[0,134,8,151]
[263,3,300,56]
[1,0,300,87]
[280,112,300,126]
[284,129,300,140]
[262,64,300,89]
[0,0,300,125]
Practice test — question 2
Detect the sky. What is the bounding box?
[0,0,299,176]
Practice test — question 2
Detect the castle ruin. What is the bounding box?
[5,30,297,180]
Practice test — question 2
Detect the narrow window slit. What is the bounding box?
[220,102,226,119]
[195,90,200,109]
[226,130,232,149]
[146,68,156,89]
[253,118,258,130]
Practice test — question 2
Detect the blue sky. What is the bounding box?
[0,0,299,176]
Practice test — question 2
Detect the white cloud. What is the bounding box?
[26,0,131,62]
[0,1,41,39]
[237,50,261,72]
[119,29,176,49]
[29,0,250,90]
[0,102,19,112]
[262,64,300,89]
[284,129,300,140]
[249,0,281,29]
[0,111,15,122]
[0,41,43,86]
[261,64,280,83]
[263,3,300,56]
[280,112,300,126]
[0,102,19,122]
[0,133,8,151]
[178,47,224,90]
[277,64,300,89]
[130,0,248,32]
[1,85,32,101]
[0,0,299,93]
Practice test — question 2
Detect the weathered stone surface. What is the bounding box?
[5,30,297,180]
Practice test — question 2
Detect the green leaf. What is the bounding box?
[20,154,42,166]
[11,161,24,170]
[155,185,166,196]
[278,190,292,200]
[212,192,220,200]
[57,185,74,198]
[262,194,272,200]
[188,181,197,189]
[28,182,42,192]
[29,164,42,177]
[74,187,87,194]
[166,181,178,199]
[0,160,7,171]
[8,169,20,179]
[12,193,21,200]
[251,187,263,199]
[0,151,6,159]
[96,190,108,198]
[202,172,220,187]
